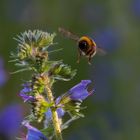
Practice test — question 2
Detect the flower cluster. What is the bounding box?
[11,30,94,140]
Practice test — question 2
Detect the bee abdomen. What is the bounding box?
[86,47,96,56]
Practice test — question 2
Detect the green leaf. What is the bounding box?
[41,126,54,139]
[61,116,80,130]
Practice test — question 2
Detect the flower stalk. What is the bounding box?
[44,75,63,140]
[51,108,63,140]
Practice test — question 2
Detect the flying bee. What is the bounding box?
[58,27,106,64]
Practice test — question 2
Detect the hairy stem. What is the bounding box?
[45,76,63,140]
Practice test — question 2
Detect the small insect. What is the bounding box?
[58,27,106,64]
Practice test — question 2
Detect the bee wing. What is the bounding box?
[96,46,107,56]
[58,27,80,41]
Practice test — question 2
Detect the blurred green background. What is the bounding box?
[0,0,140,140]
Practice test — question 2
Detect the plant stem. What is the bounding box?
[45,76,63,140]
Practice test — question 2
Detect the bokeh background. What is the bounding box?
[0,0,140,140]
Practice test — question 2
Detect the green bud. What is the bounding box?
[48,62,77,81]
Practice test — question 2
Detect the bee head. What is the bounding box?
[78,40,89,51]
[78,36,94,52]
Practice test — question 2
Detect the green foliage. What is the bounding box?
[15,30,56,48]
[48,62,77,81]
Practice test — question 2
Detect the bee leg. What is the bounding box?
[88,55,92,65]
[77,49,81,63]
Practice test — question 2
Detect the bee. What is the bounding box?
[58,27,106,64]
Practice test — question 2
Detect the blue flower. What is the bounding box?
[0,57,8,87]
[45,108,65,120]
[0,104,23,139]
[23,122,48,140]
[20,93,35,102]
[68,80,94,100]
[19,83,34,102]
[56,108,65,118]
[55,80,94,117]
[44,107,65,128]
[56,80,94,105]
[20,83,32,94]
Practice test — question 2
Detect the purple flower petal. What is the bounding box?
[45,108,52,120]
[45,108,65,120]
[45,108,65,128]
[55,96,62,105]
[0,104,23,139]
[23,122,48,140]
[0,57,8,86]
[69,80,93,100]
[56,108,65,118]
[20,83,32,94]
[46,97,65,120]
[19,83,34,102]
[19,93,35,102]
